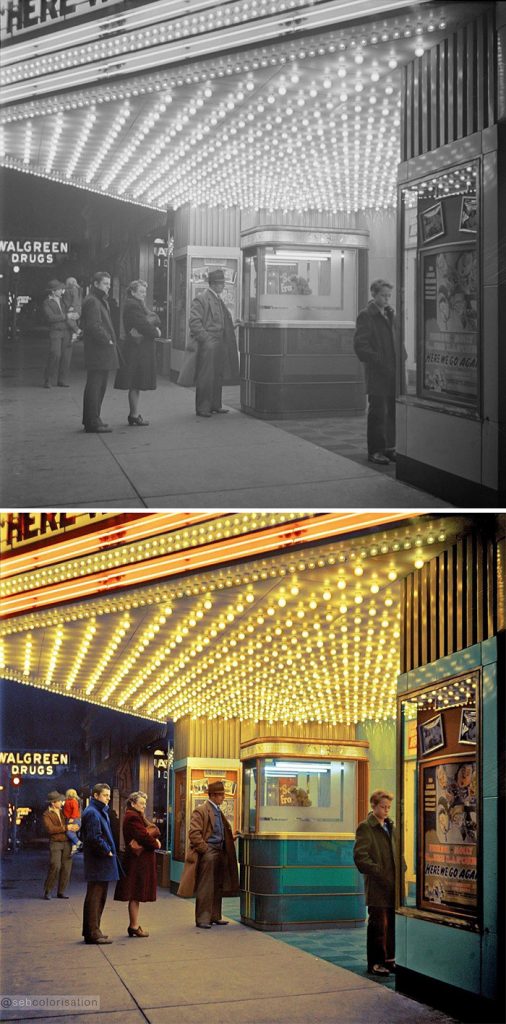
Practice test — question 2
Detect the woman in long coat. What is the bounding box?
[114,280,161,426]
[114,791,161,937]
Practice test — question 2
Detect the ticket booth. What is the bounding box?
[239,226,368,418]
[239,737,369,930]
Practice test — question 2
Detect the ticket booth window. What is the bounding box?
[398,670,479,924]
[242,757,356,835]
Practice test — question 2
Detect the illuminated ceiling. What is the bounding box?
[0,513,470,726]
[0,2,476,212]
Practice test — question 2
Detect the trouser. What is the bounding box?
[45,335,72,385]
[366,906,395,969]
[195,846,226,924]
[195,337,226,415]
[82,881,109,940]
[44,840,73,895]
[82,370,109,430]
[367,393,396,455]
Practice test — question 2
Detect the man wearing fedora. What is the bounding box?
[41,790,74,899]
[185,269,239,417]
[177,780,239,928]
[41,280,78,388]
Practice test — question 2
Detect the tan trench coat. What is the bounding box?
[177,801,239,898]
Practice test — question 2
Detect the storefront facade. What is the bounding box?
[1,511,504,1019]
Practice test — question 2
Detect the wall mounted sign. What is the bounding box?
[0,239,69,265]
[0,750,70,776]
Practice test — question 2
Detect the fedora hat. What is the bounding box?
[47,790,65,802]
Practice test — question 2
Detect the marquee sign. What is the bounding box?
[1,0,123,40]
[0,512,117,553]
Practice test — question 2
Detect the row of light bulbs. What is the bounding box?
[1,8,444,89]
[0,511,307,599]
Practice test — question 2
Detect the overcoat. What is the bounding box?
[42,296,72,346]
[114,807,159,903]
[80,288,119,372]
[115,295,161,391]
[179,289,239,387]
[80,797,121,882]
[177,801,239,898]
[353,301,397,396]
[353,811,396,907]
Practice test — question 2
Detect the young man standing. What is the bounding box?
[353,789,397,976]
[80,783,120,944]
[42,790,74,899]
[353,279,398,465]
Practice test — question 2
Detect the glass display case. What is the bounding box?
[239,738,369,930]
[399,159,480,411]
[169,756,241,891]
[171,246,241,380]
[398,670,479,924]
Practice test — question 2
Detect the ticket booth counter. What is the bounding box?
[239,738,369,930]
[169,757,241,892]
[239,227,368,418]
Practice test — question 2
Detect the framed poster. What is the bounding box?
[459,197,477,232]
[421,247,478,406]
[419,714,444,756]
[420,202,445,243]
[419,759,478,917]
[459,708,477,744]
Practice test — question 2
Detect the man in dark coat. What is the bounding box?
[186,269,240,417]
[41,280,76,388]
[353,789,397,976]
[80,271,119,433]
[353,279,398,465]
[178,780,239,928]
[41,790,73,899]
[80,783,120,944]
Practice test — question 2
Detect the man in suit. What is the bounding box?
[353,279,398,465]
[80,783,120,944]
[80,271,119,433]
[41,280,77,388]
[353,789,397,976]
[188,269,239,417]
[180,780,239,928]
[41,790,74,899]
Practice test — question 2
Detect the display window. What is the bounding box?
[398,670,479,925]
[242,757,356,835]
[399,159,480,411]
[242,245,357,324]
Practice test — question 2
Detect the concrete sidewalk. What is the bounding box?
[0,332,450,509]
[0,850,461,1024]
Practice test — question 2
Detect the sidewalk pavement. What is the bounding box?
[0,332,450,509]
[0,850,461,1024]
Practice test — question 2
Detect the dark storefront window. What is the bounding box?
[400,159,479,411]
[398,671,479,925]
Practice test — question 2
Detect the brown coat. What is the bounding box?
[114,808,160,903]
[42,807,67,842]
[177,801,239,898]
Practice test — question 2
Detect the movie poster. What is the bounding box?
[421,761,478,916]
[422,249,478,405]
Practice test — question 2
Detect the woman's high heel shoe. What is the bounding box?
[128,414,149,426]
[128,925,149,937]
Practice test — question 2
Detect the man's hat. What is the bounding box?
[47,279,65,291]
[207,268,225,285]
[207,780,225,796]
[47,790,65,802]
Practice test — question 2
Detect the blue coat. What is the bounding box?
[81,798,121,882]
